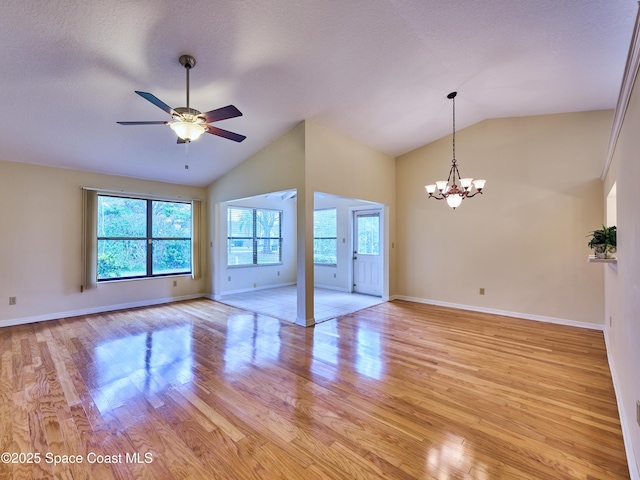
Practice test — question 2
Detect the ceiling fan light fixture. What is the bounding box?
[170,121,205,142]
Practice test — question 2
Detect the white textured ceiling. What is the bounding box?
[0,0,636,186]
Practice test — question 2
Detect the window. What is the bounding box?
[314,208,337,264]
[356,212,380,255]
[97,195,192,281]
[227,207,282,266]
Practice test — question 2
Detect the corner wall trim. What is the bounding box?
[391,295,605,331]
[0,294,205,329]
[604,329,640,480]
[602,3,640,180]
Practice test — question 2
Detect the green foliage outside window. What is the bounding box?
[97,196,192,280]
[314,208,337,264]
[227,207,282,266]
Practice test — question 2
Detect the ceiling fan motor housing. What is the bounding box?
[179,55,196,69]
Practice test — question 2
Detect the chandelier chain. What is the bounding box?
[452,95,456,163]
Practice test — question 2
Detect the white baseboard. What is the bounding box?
[604,328,640,480]
[314,284,351,293]
[295,316,315,327]
[391,295,605,331]
[216,282,296,298]
[0,294,205,328]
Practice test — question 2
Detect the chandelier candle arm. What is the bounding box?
[425,91,486,209]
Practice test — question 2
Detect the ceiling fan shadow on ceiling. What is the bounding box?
[117,55,246,144]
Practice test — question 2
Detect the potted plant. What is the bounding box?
[587,225,617,259]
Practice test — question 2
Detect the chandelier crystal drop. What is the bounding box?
[425,92,486,209]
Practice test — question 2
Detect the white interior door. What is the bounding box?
[353,210,382,296]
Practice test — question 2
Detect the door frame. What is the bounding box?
[349,205,389,300]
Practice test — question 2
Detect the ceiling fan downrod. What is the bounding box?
[179,55,196,113]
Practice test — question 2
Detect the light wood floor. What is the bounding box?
[0,299,629,479]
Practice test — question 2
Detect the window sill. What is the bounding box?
[98,273,192,283]
[227,263,283,269]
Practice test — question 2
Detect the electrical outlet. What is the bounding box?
[9,296,16,305]
[253,283,257,288]
[479,288,485,295]
[228,276,231,281]
[277,271,280,276]
[334,273,337,278]
[173,280,177,287]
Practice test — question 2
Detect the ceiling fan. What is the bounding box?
[117,55,246,144]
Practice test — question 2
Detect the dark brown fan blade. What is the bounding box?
[135,91,176,116]
[202,105,242,123]
[177,137,186,144]
[206,126,246,143]
[117,121,168,125]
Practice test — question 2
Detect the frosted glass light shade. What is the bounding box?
[435,181,448,192]
[472,179,486,190]
[446,194,463,209]
[170,121,205,141]
[460,178,473,189]
[425,184,436,194]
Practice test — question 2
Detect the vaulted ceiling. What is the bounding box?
[0,1,635,186]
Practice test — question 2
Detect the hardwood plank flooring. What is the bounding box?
[0,299,629,479]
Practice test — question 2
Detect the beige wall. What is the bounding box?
[0,112,614,326]
[305,121,396,205]
[305,121,397,297]
[206,123,306,205]
[396,110,611,325]
[206,123,305,297]
[0,160,206,326]
[605,68,640,474]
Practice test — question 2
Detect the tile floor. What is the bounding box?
[217,285,385,323]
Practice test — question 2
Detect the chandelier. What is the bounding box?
[425,92,486,209]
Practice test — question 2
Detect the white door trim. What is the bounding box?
[350,206,386,298]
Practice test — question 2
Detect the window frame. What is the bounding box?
[314,207,338,266]
[97,195,193,282]
[227,206,283,267]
